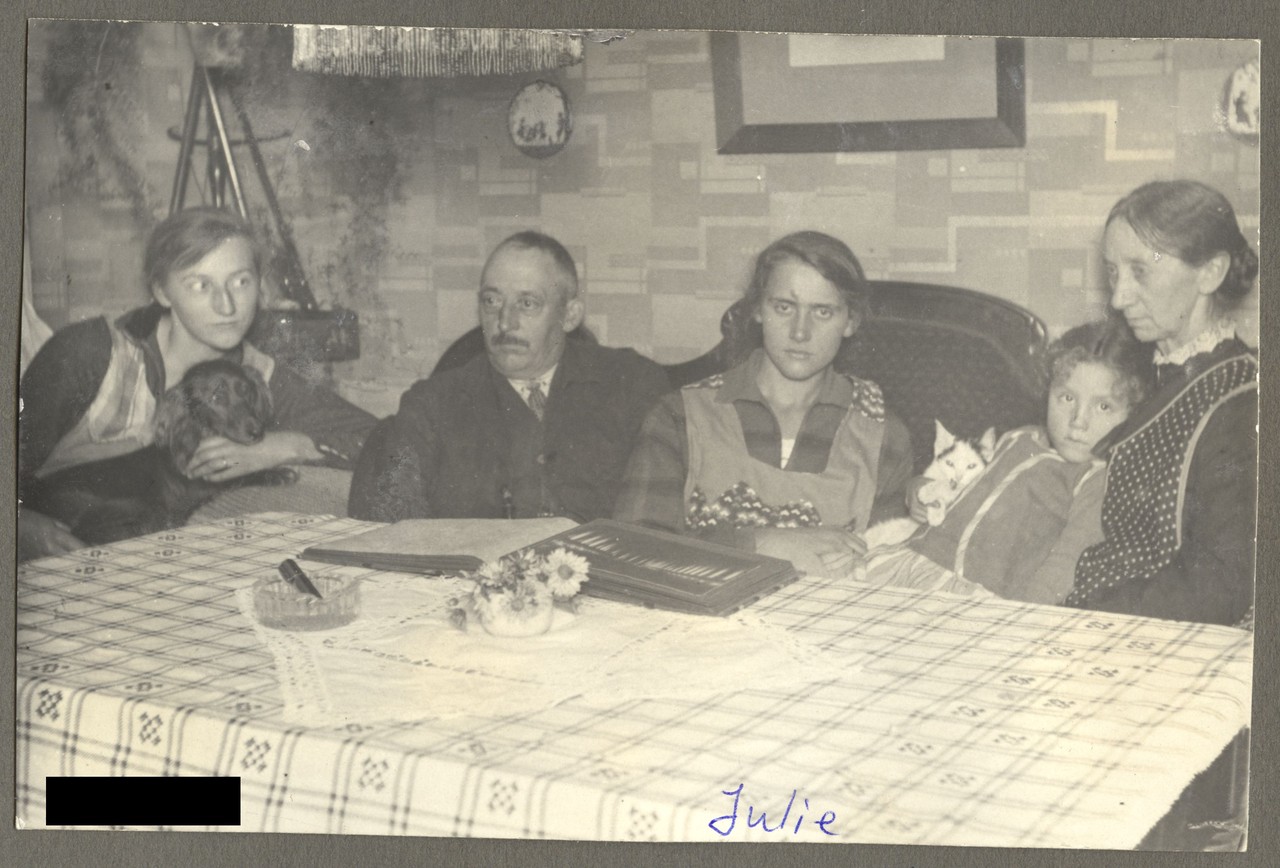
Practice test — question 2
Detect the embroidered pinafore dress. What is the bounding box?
[680,374,885,532]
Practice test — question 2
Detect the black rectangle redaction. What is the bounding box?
[44,776,241,826]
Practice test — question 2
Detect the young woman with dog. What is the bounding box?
[18,207,376,561]
[613,230,914,579]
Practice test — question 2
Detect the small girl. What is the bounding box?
[863,318,1155,604]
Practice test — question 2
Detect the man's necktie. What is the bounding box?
[526,382,547,420]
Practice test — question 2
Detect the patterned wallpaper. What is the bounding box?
[24,26,1260,417]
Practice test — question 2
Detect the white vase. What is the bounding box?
[476,589,556,637]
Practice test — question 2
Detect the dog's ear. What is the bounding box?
[153,385,204,468]
[241,365,274,424]
[152,386,183,449]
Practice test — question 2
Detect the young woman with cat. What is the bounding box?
[18,207,376,561]
[614,230,914,578]
[1061,179,1258,627]
[859,318,1155,604]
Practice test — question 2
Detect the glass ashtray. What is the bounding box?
[252,573,361,631]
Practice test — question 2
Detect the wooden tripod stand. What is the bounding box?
[168,62,359,363]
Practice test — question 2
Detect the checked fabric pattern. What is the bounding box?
[16,513,1251,846]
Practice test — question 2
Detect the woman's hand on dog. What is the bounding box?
[18,508,85,561]
[185,431,323,482]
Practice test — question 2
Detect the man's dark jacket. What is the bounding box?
[349,339,671,522]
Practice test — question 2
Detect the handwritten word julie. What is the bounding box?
[708,783,836,838]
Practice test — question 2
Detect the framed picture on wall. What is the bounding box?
[710,33,1026,153]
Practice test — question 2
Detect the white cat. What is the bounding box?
[862,420,996,551]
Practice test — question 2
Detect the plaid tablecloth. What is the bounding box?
[16,513,1252,846]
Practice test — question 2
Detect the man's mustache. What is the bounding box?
[489,333,529,349]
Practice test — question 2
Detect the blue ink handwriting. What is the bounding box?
[708,783,836,838]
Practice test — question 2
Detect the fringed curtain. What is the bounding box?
[291,26,584,77]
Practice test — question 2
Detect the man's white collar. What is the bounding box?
[508,365,557,393]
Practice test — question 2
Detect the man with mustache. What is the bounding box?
[350,232,670,522]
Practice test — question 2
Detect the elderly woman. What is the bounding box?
[614,230,913,578]
[18,207,376,561]
[1062,180,1258,626]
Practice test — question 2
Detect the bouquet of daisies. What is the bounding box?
[449,547,590,631]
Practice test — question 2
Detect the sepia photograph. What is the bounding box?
[15,18,1259,852]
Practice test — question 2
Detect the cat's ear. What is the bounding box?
[978,427,997,462]
[934,420,956,455]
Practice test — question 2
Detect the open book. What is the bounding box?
[298,518,578,574]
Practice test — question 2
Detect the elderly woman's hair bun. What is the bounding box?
[1106,179,1257,302]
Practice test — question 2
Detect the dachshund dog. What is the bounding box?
[24,358,297,545]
